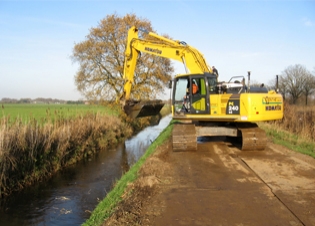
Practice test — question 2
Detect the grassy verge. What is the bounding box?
[83,121,174,226]
[259,122,315,158]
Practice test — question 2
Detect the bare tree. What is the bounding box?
[281,64,309,104]
[303,72,315,105]
[72,13,173,102]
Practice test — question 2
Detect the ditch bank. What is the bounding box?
[83,116,174,225]
[0,114,172,225]
[0,111,163,198]
[0,113,131,197]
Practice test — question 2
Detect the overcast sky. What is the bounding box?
[1,0,314,100]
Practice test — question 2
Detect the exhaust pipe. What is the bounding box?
[276,75,279,93]
[247,71,251,93]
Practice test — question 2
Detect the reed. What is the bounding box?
[260,104,315,158]
[0,112,132,197]
[267,104,315,141]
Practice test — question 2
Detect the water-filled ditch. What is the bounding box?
[0,115,172,226]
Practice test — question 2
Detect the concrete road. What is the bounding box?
[144,138,315,226]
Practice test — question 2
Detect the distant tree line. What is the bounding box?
[268,64,315,106]
[0,98,85,105]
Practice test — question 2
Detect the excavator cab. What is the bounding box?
[173,73,215,115]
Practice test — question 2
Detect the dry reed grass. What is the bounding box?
[269,103,315,141]
[0,113,132,197]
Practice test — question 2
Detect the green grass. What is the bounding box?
[0,104,118,123]
[83,120,174,226]
[260,123,315,158]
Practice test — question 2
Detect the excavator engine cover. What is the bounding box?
[124,99,164,118]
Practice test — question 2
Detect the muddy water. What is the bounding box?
[0,115,172,226]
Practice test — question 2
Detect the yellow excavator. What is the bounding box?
[120,26,283,151]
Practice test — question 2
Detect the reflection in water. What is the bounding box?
[0,145,129,226]
[125,115,172,165]
[0,115,171,226]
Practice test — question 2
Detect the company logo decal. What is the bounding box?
[265,105,282,111]
[144,47,162,54]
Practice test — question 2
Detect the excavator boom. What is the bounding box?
[121,26,212,118]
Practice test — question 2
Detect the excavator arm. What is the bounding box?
[121,26,212,118]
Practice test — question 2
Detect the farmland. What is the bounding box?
[0,103,118,123]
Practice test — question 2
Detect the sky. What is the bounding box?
[0,0,314,101]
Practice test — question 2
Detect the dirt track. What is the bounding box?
[104,137,315,226]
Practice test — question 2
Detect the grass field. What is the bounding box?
[0,103,118,123]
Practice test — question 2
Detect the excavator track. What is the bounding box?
[237,124,267,151]
[172,124,197,152]
[172,123,267,151]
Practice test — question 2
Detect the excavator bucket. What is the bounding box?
[124,99,165,118]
